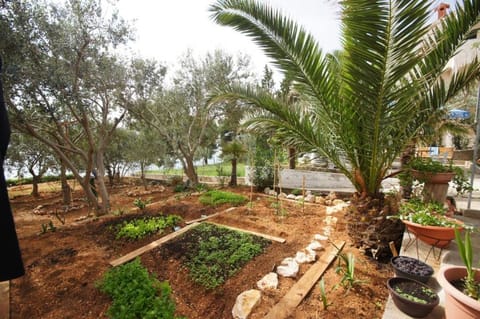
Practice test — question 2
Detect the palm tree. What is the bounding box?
[210,0,480,257]
[221,139,247,186]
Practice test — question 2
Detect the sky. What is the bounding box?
[114,0,342,79]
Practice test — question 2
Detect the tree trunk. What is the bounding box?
[60,161,71,205]
[95,152,110,215]
[229,157,237,187]
[183,155,198,185]
[288,147,296,169]
[31,175,40,197]
[140,162,148,190]
[400,143,416,199]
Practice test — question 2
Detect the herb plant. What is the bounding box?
[115,215,182,240]
[199,190,247,206]
[181,223,270,289]
[398,199,460,227]
[97,258,183,319]
[133,197,152,211]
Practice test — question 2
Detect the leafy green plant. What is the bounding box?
[199,190,247,207]
[333,245,366,290]
[115,215,182,240]
[394,286,436,304]
[455,229,480,300]
[96,258,183,319]
[182,223,270,289]
[397,198,460,227]
[133,197,152,211]
[216,165,229,187]
[291,189,302,196]
[318,278,331,309]
[40,220,56,234]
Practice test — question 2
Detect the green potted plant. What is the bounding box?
[387,277,439,317]
[396,199,463,248]
[437,229,480,319]
[401,157,472,203]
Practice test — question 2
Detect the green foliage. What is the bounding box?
[40,220,56,234]
[216,165,229,187]
[455,229,480,300]
[394,286,436,304]
[133,198,152,211]
[251,137,275,191]
[7,174,75,187]
[199,190,247,206]
[115,215,182,240]
[183,223,270,289]
[318,278,331,309]
[96,258,181,319]
[398,199,460,227]
[334,247,366,290]
[291,189,302,196]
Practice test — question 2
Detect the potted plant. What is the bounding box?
[397,199,463,248]
[402,157,472,203]
[399,157,472,203]
[387,277,439,317]
[437,229,480,319]
[391,255,434,283]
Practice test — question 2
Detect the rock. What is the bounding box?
[323,226,333,236]
[264,187,271,195]
[295,249,316,264]
[314,234,329,241]
[307,240,324,251]
[324,216,338,226]
[326,202,348,215]
[305,194,316,203]
[326,191,337,200]
[276,257,299,277]
[316,196,326,205]
[268,190,277,196]
[232,289,262,319]
[286,194,297,200]
[332,199,346,206]
[256,272,278,290]
[295,195,304,201]
[305,190,312,196]
[278,192,287,199]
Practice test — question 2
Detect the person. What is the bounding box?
[0,56,25,281]
[445,196,459,217]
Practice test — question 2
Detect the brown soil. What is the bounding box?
[9,179,393,319]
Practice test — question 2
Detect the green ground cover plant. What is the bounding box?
[199,190,247,207]
[114,215,182,240]
[97,258,183,319]
[180,223,270,289]
[150,163,246,177]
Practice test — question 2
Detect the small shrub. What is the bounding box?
[133,197,152,211]
[168,175,184,187]
[181,223,270,289]
[291,189,302,196]
[115,215,182,240]
[174,184,188,193]
[97,258,182,319]
[199,190,247,207]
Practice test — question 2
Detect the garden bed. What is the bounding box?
[9,180,392,318]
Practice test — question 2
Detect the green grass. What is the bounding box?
[147,163,246,177]
[113,215,183,240]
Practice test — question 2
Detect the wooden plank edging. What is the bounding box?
[109,222,200,267]
[263,240,346,319]
[207,222,286,243]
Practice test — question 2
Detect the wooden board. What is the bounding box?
[207,222,286,243]
[263,240,345,319]
[109,222,200,267]
[185,207,236,225]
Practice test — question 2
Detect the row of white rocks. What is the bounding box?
[264,187,347,207]
[231,200,348,319]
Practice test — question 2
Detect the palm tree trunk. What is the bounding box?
[229,157,237,186]
[288,147,296,169]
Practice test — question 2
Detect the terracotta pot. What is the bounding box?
[437,266,480,319]
[387,277,439,317]
[402,219,463,248]
[411,170,455,184]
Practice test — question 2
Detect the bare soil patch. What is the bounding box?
[9,180,392,319]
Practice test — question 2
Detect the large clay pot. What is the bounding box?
[402,219,463,248]
[411,170,455,203]
[437,266,480,319]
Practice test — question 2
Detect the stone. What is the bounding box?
[323,226,333,236]
[314,234,329,241]
[276,257,299,277]
[278,192,287,199]
[307,240,324,251]
[295,195,304,201]
[324,216,338,226]
[232,289,262,319]
[305,194,316,203]
[264,187,271,195]
[295,249,316,264]
[286,194,297,200]
[316,196,326,205]
[332,199,346,206]
[326,191,337,200]
[256,272,278,290]
[268,190,277,196]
